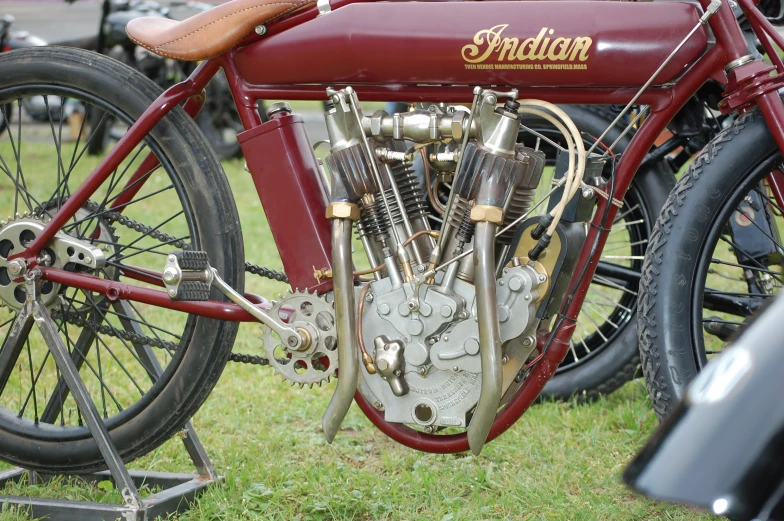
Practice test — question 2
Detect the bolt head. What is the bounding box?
[443,336,449,342]
[162,267,179,284]
[452,366,459,372]
[287,335,299,347]
[255,24,267,35]
[84,256,92,264]
[168,255,176,263]
[538,274,547,282]
[393,369,402,377]
[458,311,469,320]
[168,289,177,297]
[365,292,374,303]
[374,401,383,410]
[502,356,509,365]
[418,366,428,376]
[428,337,437,345]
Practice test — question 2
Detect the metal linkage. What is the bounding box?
[0,270,223,520]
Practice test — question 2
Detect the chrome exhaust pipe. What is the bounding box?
[322,215,360,442]
[466,220,503,455]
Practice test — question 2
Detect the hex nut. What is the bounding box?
[325,202,360,221]
[470,205,504,224]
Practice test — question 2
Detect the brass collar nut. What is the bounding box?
[470,204,504,225]
[326,202,360,221]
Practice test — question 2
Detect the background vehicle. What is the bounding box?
[85,0,244,159]
[626,292,784,521]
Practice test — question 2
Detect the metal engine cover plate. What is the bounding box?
[357,264,542,429]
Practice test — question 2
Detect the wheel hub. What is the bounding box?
[0,213,108,310]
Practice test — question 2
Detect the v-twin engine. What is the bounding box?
[320,87,552,454]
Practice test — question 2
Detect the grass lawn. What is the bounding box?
[0,119,717,519]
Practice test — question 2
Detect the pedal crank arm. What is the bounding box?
[162,251,306,350]
[209,270,305,350]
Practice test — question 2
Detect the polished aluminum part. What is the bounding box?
[0,215,105,310]
[362,105,472,143]
[430,264,541,373]
[161,254,305,349]
[466,221,503,455]
[322,218,359,443]
[357,264,541,429]
[374,335,409,396]
[265,101,291,119]
[262,290,338,387]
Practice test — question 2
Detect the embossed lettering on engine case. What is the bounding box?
[357,265,542,428]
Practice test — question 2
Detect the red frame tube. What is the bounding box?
[10,0,784,450]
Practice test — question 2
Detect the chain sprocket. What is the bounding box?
[262,290,337,387]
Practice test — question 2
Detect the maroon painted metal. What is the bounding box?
[39,267,259,322]
[110,93,206,212]
[12,0,784,452]
[768,170,784,210]
[239,83,677,106]
[18,60,220,264]
[238,111,334,293]
[234,1,707,88]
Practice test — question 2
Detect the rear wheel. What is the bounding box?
[0,47,243,473]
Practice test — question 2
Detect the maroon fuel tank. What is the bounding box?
[234,1,708,88]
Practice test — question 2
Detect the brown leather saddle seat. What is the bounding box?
[126,0,314,61]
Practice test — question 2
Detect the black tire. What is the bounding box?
[0,47,243,472]
[519,106,675,402]
[0,103,10,135]
[638,108,779,419]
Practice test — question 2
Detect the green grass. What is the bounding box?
[0,128,717,520]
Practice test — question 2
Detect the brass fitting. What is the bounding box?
[313,266,333,282]
[470,205,504,225]
[326,202,360,221]
[362,352,377,374]
[294,327,312,352]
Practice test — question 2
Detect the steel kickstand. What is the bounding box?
[0,268,222,521]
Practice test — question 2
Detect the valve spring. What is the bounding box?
[358,197,389,242]
[498,188,536,245]
[385,162,429,224]
[448,197,475,244]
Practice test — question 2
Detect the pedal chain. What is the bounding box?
[50,202,292,367]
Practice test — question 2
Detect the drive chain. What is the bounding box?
[48,200,290,366]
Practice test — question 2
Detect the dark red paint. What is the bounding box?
[235,1,707,88]
[13,0,784,452]
[238,112,334,293]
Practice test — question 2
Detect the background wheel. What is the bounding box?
[638,108,782,419]
[0,46,243,473]
[518,106,676,402]
[196,71,243,160]
[0,104,9,135]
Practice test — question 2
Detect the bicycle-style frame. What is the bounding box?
[13,0,784,452]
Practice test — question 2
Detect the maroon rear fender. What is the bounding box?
[235,1,708,88]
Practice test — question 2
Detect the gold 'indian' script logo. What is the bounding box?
[462,25,592,66]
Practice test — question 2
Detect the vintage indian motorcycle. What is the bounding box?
[0,0,782,472]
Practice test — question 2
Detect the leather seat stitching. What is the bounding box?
[157,1,306,48]
[126,0,314,60]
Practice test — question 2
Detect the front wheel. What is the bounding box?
[639,108,783,419]
[0,47,244,472]
[519,105,675,402]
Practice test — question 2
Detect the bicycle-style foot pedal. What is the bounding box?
[162,251,308,351]
[163,251,213,301]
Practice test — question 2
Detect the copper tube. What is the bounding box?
[351,230,439,277]
[422,148,445,215]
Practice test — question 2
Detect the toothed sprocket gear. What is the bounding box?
[261,290,338,387]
